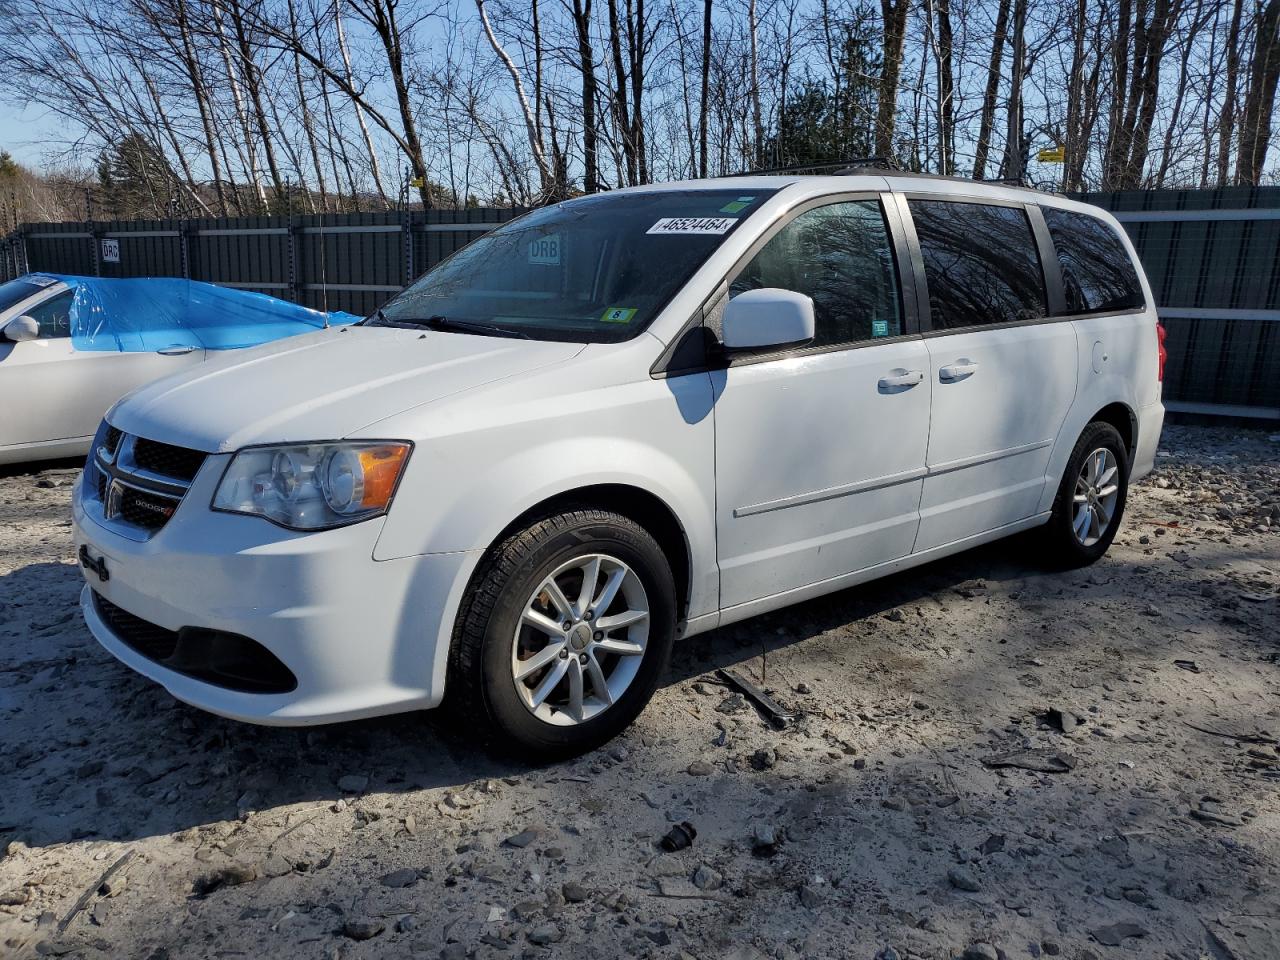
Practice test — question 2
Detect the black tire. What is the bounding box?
[446,508,676,759]
[1038,421,1130,568]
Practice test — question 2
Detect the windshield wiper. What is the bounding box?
[413,315,532,340]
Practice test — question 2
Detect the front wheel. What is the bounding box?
[1038,421,1130,568]
[447,508,676,759]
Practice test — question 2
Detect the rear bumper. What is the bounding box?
[73,471,481,725]
[1130,399,1165,482]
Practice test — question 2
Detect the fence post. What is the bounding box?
[287,215,301,303]
[178,220,191,279]
[402,209,414,287]
[89,222,101,276]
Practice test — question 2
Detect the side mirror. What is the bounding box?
[721,288,815,352]
[3,315,40,343]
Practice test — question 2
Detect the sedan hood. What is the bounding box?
[109,326,585,452]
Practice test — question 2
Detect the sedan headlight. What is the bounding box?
[212,441,411,530]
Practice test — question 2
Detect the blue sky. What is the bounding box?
[0,100,64,166]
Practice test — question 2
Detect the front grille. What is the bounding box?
[118,486,180,530]
[93,591,178,661]
[92,592,297,694]
[86,424,206,540]
[132,438,206,483]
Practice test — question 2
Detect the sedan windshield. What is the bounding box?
[374,189,776,342]
[0,276,59,315]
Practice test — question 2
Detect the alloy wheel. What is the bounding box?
[1072,447,1120,547]
[511,553,650,726]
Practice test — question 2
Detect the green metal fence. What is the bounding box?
[0,208,521,317]
[1079,187,1280,420]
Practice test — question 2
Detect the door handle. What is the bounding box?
[878,368,924,390]
[156,345,196,356]
[939,359,978,382]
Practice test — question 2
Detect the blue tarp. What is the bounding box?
[30,274,360,352]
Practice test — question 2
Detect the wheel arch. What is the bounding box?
[475,483,693,623]
[1088,401,1137,457]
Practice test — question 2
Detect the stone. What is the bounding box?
[381,867,419,888]
[440,945,467,960]
[262,854,292,878]
[337,775,368,793]
[797,884,822,908]
[562,881,590,903]
[504,829,539,848]
[511,899,543,920]
[1091,921,1147,946]
[948,867,981,892]
[193,862,257,895]
[750,748,776,770]
[687,760,714,776]
[962,945,998,960]
[342,919,385,941]
[527,924,564,945]
[691,864,723,891]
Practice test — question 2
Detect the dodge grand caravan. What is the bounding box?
[73,172,1165,756]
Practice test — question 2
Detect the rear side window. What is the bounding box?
[908,200,1047,330]
[1042,207,1146,314]
[729,200,903,348]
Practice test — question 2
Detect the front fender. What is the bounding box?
[372,372,720,622]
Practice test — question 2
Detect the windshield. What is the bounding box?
[0,276,61,315]
[374,189,776,342]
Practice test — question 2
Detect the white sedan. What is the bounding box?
[0,274,339,465]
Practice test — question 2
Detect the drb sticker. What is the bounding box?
[528,234,561,265]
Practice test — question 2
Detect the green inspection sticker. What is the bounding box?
[601,306,638,324]
[719,195,756,214]
[872,319,889,337]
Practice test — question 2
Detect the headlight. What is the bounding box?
[212,441,411,530]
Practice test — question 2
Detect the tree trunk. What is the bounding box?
[699,0,711,177]
[934,0,955,175]
[334,4,390,206]
[1236,0,1280,184]
[1218,0,1245,184]
[571,0,599,192]
[629,0,648,183]
[973,0,1010,179]
[1000,0,1027,180]
[606,0,635,183]
[875,0,911,159]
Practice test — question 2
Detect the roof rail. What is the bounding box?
[728,156,900,177]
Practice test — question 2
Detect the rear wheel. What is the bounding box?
[1039,421,1130,567]
[448,508,676,758]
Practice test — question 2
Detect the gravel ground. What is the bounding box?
[1,424,1277,960]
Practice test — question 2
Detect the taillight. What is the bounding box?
[1156,320,1167,381]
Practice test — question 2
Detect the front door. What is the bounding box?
[713,197,930,610]
[905,198,1078,552]
[0,288,204,451]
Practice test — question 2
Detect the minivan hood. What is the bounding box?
[109,326,586,452]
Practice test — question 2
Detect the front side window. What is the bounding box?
[26,290,74,339]
[909,200,1047,330]
[729,200,903,348]
[376,189,775,343]
[1042,207,1146,314]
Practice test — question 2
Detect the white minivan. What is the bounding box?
[72,172,1165,756]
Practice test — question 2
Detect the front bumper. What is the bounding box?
[73,465,480,725]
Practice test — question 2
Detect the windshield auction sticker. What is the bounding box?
[647,217,736,235]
